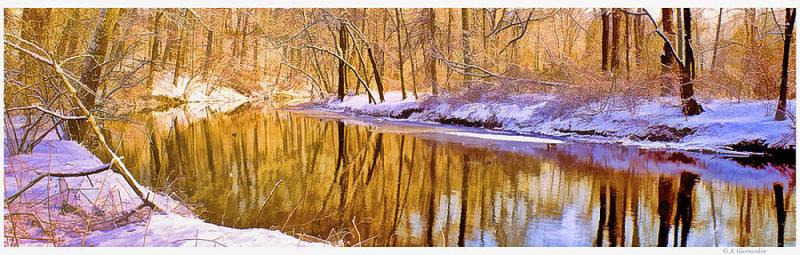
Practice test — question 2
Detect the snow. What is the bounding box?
[323,91,420,117]
[445,131,564,144]
[151,75,248,102]
[73,214,322,247]
[320,92,796,153]
[3,123,323,247]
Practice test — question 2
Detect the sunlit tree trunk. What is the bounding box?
[338,23,348,101]
[660,8,676,96]
[424,8,439,96]
[204,29,214,77]
[79,8,121,109]
[147,11,163,91]
[67,8,121,140]
[56,9,81,59]
[172,10,188,88]
[634,8,644,68]
[395,8,407,99]
[611,9,622,72]
[400,11,419,99]
[775,8,795,121]
[239,10,249,64]
[625,10,631,76]
[446,8,455,90]
[461,8,473,88]
[676,9,684,60]
[711,8,723,71]
[601,9,610,71]
[368,47,386,102]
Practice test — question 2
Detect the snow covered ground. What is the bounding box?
[320,91,796,153]
[151,75,248,102]
[3,129,323,247]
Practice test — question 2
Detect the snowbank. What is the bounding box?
[3,128,322,247]
[152,75,248,102]
[320,92,796,153]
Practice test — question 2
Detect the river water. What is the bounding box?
[98,103,796,247]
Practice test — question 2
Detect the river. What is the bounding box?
[96,103,796,247]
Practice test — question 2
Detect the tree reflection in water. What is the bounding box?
[100,107,796,247]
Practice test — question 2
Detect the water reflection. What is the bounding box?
[99,105,796,247]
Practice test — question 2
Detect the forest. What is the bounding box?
[3,8,797,247]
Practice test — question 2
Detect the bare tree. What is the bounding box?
[710,8,723,71]
[338,22,348,101]
[660,8,677,96]
[147,11,163,90]
[461,8,473,87]
[680,8,704,116]
[424,8,439,96]
[395,9,408,99]
[775,8,796,121]
[69,8,122,140]
[611,9,622,72]
[601,9,611,71]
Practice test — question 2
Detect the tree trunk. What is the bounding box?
[395,8,407,99]
[676,9,684,60]
[775,8,795,121]
[400,10,419,99]
[172,11,188,88]
[446,8,455,90]
[368,47,386,102]
[634,8,644,68]
[625,10,631,76]
[611,9,622,72]
[601,9,610,71]
[147,11,163,91]
[68,8,120,141]
[461,8,473,87]
[56,9,81,59]
[711,8,723,71]
[424,8,439,96]
[660,8,676,96]
[79,8,121,110]
[680,8,704,116]
[204,29,214,77]
[337,23,348,101]
[239,10,249,64]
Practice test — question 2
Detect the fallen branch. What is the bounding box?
[5,163,112,204]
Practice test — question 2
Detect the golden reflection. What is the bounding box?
[99,106,796,247]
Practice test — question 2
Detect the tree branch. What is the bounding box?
[5,105,87,120]
[5,163,112,204]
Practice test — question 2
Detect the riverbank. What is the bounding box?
[317,91,796,155]
[3,130,324,247]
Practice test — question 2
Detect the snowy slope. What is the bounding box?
[320,92,796,153]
